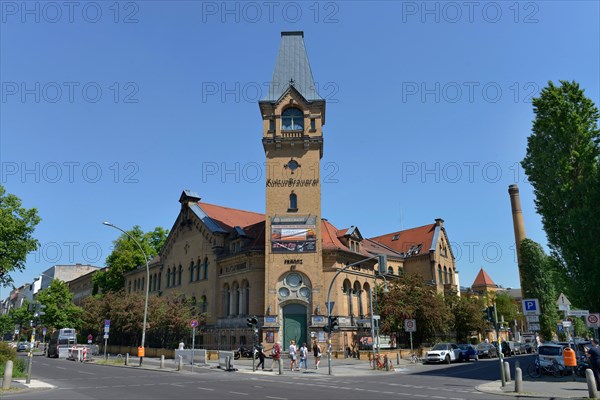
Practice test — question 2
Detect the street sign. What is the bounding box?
[87,334,93,344]
[562,320,572,328]
[522,298,540,316]
[372,314,380,320]
[404,319,416,332]
[356,319,371,324]
[568,309,589,317]
[558,304,570,311]
[529,323,540,331]
[556,293,571,306]
[104,319,110,333]
[190,319,199,328]
[103,334,109,339]
[586,313,600,328]
[526,315,539,323]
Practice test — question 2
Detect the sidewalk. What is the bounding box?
[476,378,597,399]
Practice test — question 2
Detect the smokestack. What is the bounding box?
[508,184,527,287]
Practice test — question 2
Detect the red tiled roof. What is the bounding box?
[472,268,496,287]
[369,224,436,256]
[198,202,265,230]
[322,220,368,256]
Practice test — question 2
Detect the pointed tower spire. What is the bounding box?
[263,31,322,102]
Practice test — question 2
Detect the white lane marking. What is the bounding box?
[229,391,248,395]
[265,397,287,400]
[198,387,215,391]
[56,366,66,370]
[78,371,94,375]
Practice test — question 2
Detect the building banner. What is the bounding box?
[271,215,317,253]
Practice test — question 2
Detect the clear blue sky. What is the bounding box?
[1,1,598,295]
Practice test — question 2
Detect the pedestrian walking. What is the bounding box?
[269,342,281,371]
[289,340,298,371]
[256,342,267,370]
[313,340,322,369]
[586,338,600,391]
[299,342,308,370]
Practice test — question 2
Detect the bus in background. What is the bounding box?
[47,328,77,358]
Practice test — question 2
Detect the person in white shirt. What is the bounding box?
[288,340,298,371]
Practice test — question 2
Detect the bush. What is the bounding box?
[0,342,27,378]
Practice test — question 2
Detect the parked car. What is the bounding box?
[17,342,29,352]
[476,342,498,358]
[537,344,565,368]
[425,343,460,364]
[457,344,478,362]
[523,342,534,354]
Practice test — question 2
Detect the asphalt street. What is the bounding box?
[0,353,538,400]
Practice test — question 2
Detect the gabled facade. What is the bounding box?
[124,32,460,351]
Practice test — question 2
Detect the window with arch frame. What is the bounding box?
[281,107,304,131]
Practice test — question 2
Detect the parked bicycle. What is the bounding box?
[410,353,423,364]
[527,358,566,378]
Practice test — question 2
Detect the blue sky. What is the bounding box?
[1,1,599,295]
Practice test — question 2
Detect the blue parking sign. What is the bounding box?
[522,299,540,315]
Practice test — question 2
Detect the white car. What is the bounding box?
[425,343,460,364]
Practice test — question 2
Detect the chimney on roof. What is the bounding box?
[508,184,526,288]
[435,218,444,227]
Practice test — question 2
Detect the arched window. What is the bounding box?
[200,295,207,314]
[223,284,231,317]
[157,273,162,291]
[449,268,454,284]
[190,261,195,283]
[196,259,201,281]
[242,280,250,315]
[149,275,153,292]
[343,279,353,316]
[128,281,132,293]
[387,266,393,275]
[141,277,144,291]
[353,281,362,317]
[443,267,448,284]
[232,282,240,315]
[281,107,303,131]
[203,257,209,280]
[178,265,183,285]
[289,191,297,211]
[438,265,443,284]
[363,283,371,314]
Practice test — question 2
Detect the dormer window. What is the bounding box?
[282,108,303,131]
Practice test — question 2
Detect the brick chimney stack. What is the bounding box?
[508,184,526,287]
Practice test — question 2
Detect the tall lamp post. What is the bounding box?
[325,253,387,376]
[103,221,150,367]
[371,273,389,368]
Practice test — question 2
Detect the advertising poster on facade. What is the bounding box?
[271,215,317,253]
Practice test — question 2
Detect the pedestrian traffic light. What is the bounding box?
[329,316,339,332]
[246,316,258,328]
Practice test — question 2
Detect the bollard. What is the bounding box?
[278,358,283,375]
[515,367,523,393]
[125,353,129,366]
[397,353,400,365]
[225,356,230,371]
[515,360,520,372]
[178,355,183,371]
[504,361,511,383]
[160,355,164,369]
[586,369,599,399]
[3,360,13,390]
[385,354,389,371]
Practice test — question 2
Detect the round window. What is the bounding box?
[278,287,290,298]
[286,273,302,288]
[299,287,311,298]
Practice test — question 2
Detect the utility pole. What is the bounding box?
[494,303,506,387]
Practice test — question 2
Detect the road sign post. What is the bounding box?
[404,319,416,353]
[556,294,573,346]
[104,320,110,360]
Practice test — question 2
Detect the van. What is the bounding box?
[537,344,564,367]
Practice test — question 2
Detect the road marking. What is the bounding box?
[56,366,66,370]
[198,387,215,391]
[78,371,94,375]
[229,391,248,395]
[266,397,287,400]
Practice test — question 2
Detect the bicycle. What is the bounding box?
[527,358,565,378]
[410,353,423,364]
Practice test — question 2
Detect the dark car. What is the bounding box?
[476,342,498,358]
[457,344,478,362]
[493,341,511,357]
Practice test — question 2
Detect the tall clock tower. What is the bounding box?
[259,32,326,348]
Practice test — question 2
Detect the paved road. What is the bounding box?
[1,353,546,399]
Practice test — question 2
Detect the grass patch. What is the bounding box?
[93,358,125,366]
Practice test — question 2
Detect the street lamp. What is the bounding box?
[325,254,386,375]
[371,273,389,367]
[103,221,150,367]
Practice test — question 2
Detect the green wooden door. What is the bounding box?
[283,304,307,350]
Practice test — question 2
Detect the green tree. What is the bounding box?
[379,273,452,344]
[520,239,560,340]
[0,185,41,286]
[0,314,14,339]
[495,291,518,329]
[94,226,168,293]
[8,301,34,340]
[447,296,487,343]
[35,280,84,331]
[521,80,600,312]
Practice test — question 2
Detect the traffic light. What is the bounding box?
[246,316,258,328]
[378,254,388,274]
[35,302,46,317]
[482,307,492,322]
[329,316,339,332]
